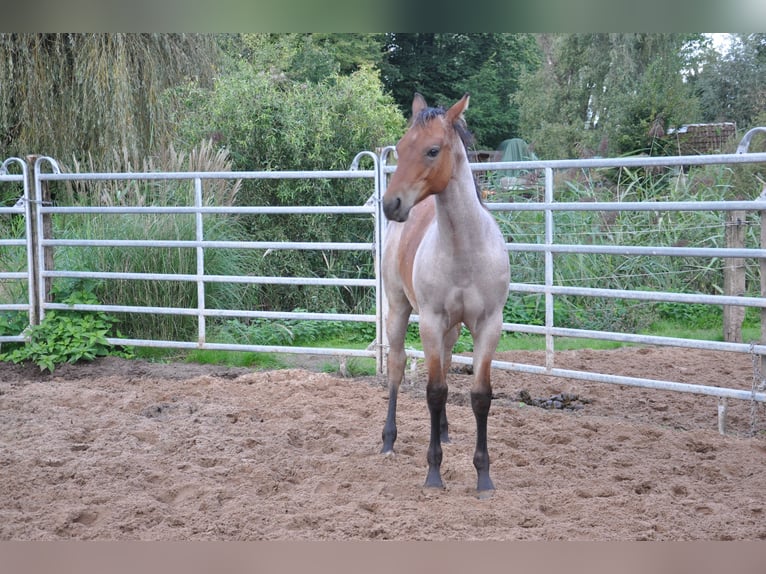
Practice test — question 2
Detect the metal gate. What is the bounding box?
[0,158,32,345]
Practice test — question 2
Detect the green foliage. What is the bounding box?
[515,34,702,158]
[569,298,655,333]
[0,33,219,164]
[168,61,404,315]
[184,349,286,370]
[170,61,403,173]
[230,34,386,81]
[380,33,540,148]
[208,313,375,348]
[504,294,547,326]
[693,34,766,127]
[322,357,376,377]
[0,283,132,372]
[655,302,722,329]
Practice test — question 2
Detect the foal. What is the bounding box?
[380,93,510,495]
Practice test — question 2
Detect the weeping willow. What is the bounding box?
[0,33,219,165]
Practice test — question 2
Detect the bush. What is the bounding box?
[0,283,132,372]
[167,64,405,315]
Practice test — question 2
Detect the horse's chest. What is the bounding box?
[408,218,509,318]
[413,248,480,306]
[414,234,480,284]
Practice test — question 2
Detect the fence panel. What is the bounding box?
[28,153,384,370]
[0,158,32,344]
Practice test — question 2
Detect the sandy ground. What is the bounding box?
[1,346,766,541]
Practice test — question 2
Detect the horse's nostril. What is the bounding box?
[383,196,403,221]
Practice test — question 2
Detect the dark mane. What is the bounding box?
[413,105,482,203]
[413,106,475,149]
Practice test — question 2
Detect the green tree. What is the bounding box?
[694,34,766,128]
[170,61,403,174]
[380,33,540,148]
[515,34,701,158]
[226,33,385,83]
[0,33,219,165]
[168,62,405,312]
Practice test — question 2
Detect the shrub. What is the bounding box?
[0,283,132,372]
[167,64,405,315]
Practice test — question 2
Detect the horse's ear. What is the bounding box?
[446,93,470,124]
[412,93,428,117]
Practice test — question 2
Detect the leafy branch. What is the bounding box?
[0,285,133,372]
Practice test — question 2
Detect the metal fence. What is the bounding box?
[3,133,766,431]
[18,153,386,367]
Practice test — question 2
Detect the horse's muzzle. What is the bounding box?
[383,196,408,222]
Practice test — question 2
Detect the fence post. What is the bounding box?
[25,154,57,323]
[194,177,206,348]
[761,194,766,388]
[27,155,58,324]
[24,156,39,325]
[723,210,746,343]
[376,146,397,376]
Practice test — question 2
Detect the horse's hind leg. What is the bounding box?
[381,300,411,455]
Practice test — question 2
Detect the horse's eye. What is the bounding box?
[426,147,440,158]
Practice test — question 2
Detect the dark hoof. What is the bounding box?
[424,469,445,489]
[476,488,495,500]
[477,474,495,494]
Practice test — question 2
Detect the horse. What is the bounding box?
[380,92,510,495]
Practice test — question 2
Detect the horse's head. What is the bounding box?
[382,92,472,222]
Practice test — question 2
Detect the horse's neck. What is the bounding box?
[433,152,487,248]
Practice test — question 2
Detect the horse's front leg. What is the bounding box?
[425,357,448,489]
[420,320,449,489]
[437,324,460,444]
[469,317,504,496]
[471,382,494,495]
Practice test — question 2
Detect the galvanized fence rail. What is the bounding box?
[3,134,766,431]
[0,157,32,344]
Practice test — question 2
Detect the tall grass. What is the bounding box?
[52,141,248,340]
[491,161,762,333]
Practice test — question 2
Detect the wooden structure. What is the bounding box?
[671,122,737,155]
